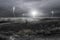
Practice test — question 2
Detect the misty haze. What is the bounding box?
[0,0,60,40]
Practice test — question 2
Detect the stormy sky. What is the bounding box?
[0,0,60,17]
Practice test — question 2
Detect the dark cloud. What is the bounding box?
[0,0,60,17]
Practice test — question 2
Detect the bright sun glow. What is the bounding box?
[30,10,38,18]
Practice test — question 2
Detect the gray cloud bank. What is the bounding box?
[0,0,60,17]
